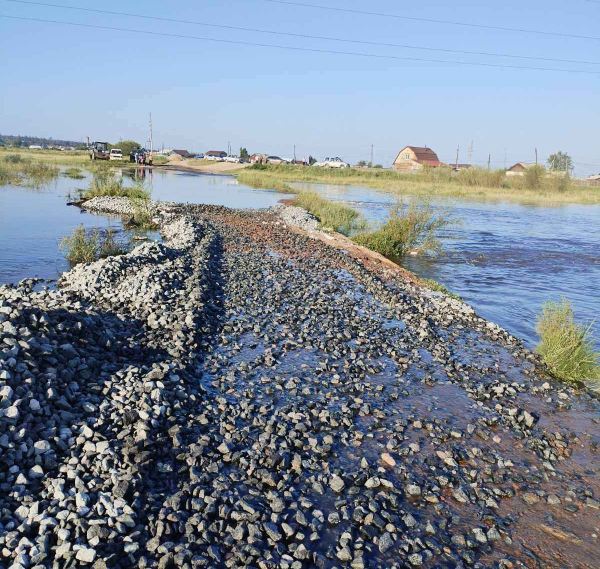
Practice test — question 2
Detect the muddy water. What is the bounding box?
[293,182,600,349]
[0,169,293,284]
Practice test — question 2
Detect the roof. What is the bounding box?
[206,150,227,156]
[507,162,536,171]
[172,149,193,158]
[396,146,441,166]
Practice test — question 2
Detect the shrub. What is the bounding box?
[61,226,126,265]
[524,165,545,190]
[293,191,365,235]
[353,201,452,260]
[536,299,600,385]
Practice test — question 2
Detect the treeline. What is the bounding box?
[0,134,85,148]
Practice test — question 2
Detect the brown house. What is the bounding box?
[506,162,536,176]
[171,149,193,159]
[393,146,442,172]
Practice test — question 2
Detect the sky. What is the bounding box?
[1,0,599,174]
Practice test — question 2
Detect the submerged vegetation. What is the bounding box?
[60,226,126,265]
[236,169,295,193]
[63,167,85,179]
[536,299,600,385]
[293,191,365,235]
[0,153,60,187]
[239,164,600,205]
[353,201,452,261]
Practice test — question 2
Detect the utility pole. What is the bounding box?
[487,154,491,170]
[293,144,297,162]
[370,144,374,167]
[455,145,460,170]
[227,141,231,155]
[149,113,153,154]
[535,147,538,165]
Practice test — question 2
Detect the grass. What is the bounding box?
[63,167,85,179]
[128,198,158,230]
[293,191,366,235]
[536,299,600,385]
[84,171,150,200]
[421,278,461,300]
[237,164,600,205]
[0,153,60,187]
[237,169,296,193]
[353,201,452,261]
[60,226,126,265]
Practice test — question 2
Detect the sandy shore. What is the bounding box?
[158,158,250,175]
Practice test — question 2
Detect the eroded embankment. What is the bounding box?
[0,202,598,569]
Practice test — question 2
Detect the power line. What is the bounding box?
[5,0,600,66]
[263,0,600,42]
[2,14,599,75]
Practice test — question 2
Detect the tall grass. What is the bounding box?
[293,191,365,235]
[63,167,85,179]
[353,201,452,260]
[60,226,126,265]
[0,153,60,187]
[128,198,158,230]
[238,164,600,205]
[237,169,296,193]
[84,171,150,200]
[536,299,599,385]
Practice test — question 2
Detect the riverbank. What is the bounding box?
[1,200,598,567]
[236,164,600,205]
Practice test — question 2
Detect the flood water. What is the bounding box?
[0,169,293,284]
[293,183,600,349]
[1,169,598,350]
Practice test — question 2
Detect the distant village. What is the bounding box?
[2,134,598,183]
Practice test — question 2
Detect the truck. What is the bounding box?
[89,141,110,161]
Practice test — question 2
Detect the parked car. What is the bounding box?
[314,157,350,168]
[224,155,241,163]
[266,156,288,165]
[194,153,205,159]
[109,148,123,161]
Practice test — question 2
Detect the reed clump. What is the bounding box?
[63,167,85,179]
[84,171,150,200]
[237,170,296,193]
[128,198,158,230]
[536,299,600,385]
[353,201,452,261]
[293,191,365,235]
[0,153,60,187]
[60,226,126,265]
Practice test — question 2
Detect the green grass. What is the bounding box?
[536,299,600,385]
[293,191,365,235]
[0,153,60,187]
[353,201,452,261]
[237,164,600,205]
[84,171,150,200]
[128,198,158,230]
[421,278,461,300]
[60,226,126,265]
[237,169,296,193]
[63,167,85,179]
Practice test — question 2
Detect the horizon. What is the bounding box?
[1,0,599,175]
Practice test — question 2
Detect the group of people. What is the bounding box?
[129,148,152,166]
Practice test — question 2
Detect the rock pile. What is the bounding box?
[0,204,598,568]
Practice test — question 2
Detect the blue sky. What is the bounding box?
[1,0,599,173]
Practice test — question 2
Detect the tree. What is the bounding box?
[547,151,573,173]
[112,140,142,156]
[356,160,368,168]
[239,147,249,161]
[308,155,317,165]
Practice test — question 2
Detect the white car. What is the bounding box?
[224,155,240,163]
[314,157,349,168]
[109,148,123,161]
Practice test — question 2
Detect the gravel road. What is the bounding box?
[0,203,598,568]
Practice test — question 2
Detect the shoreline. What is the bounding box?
[1,198,599,567]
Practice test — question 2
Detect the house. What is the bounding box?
[587,174,600,186]
[506,162,536,177]
[250,153,267,164]
[205,150,227,159]
[171,149,194,159]
[449,163,472,172]
[393,146,442,172]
